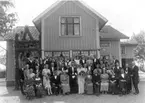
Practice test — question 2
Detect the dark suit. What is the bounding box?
[124,67,132,93]
[119,73,127,94]
[19,68,25,95]
[50,67,57,76]
[80,59,86,67]
[132,65,139,94]
[92,74,101,95]
[68,67,78,93]
[51,75,60,95]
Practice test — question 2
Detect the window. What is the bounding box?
[121,46,126,54]
[100,42,110,47]
[60,17,80,36]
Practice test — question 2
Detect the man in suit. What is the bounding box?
[68,61,78,93]
[124,63,132,94]
[19,67,25,95]
[131,61,139,95]
[51,71,61,95]
[114,61,121,94]
[50,62,57,76]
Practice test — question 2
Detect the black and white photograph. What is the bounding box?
[0,0,145,103]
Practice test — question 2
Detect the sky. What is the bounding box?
[12,0,145,37]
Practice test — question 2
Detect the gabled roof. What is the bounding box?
[100,25,129,40]
[33,0,108,31]
[4,26,40,40]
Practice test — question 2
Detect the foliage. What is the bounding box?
[131,31,145,61]
[131,31,145,72]
[0,0,17,37]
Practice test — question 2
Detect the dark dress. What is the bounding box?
[109,76,116,94]
[124,67,132,93]
[92,68,101,95]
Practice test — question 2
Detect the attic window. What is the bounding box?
[60,17,80,36]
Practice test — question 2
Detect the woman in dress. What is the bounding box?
[24,64,30,80]
[100,65,109,94]
[85,64,93,94]
[60,70,70,95]
[77,64,86,94]
[42,64,52,95]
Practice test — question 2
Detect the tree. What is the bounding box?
[131,31,145,71]
[0,0,17,37]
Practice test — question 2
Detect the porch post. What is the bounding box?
[41,20,45,59]
[96,22,100,59]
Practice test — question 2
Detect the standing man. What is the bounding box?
[124,63,132,94]
[68,61,78,93]
[19,67,25,95]
[131,61,139,95]
[114,61,121,94]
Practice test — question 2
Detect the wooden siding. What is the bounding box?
[42,1,99,51]
[100,40,122,65]
[121,45,136,59]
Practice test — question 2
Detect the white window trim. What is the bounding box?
[121,46,126,54]
[100,41,111,48]
[59,16,82,37]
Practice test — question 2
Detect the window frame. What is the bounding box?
[59,16,82,37]
[121,46,126,54]
[100,42,111,48]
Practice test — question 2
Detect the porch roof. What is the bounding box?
[4,26,40,40]
[100,25,129,40]
[4,25,129,41]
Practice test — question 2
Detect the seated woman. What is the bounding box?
[100,66,109,94]
[34,73,46,97]
[109,70,116,95]
[85,64,93,94]
[23,65,35,99]
[29,69,35,79]
[42,64,52,95]
[60,70,70,95]
[119,69,127,96]
[92,64,101,96]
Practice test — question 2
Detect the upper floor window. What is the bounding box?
[100,42,110,47]
[60,17,80,36]
[121,46,126,54]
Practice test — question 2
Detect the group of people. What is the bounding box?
[18,55,140,99]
